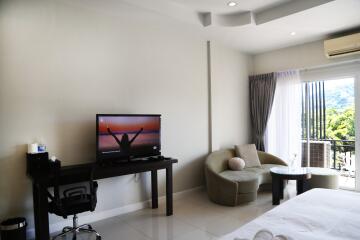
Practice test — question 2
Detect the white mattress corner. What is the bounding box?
[220,188,360,240]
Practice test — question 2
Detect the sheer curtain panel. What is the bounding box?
[265,70,302,165]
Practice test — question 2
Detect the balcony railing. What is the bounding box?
[302,139,355,177]
[329,139,355,171]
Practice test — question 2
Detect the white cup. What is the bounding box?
[28,143,39,154]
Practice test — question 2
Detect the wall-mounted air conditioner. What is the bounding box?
[324,33,360,59]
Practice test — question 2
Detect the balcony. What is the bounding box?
[302,139,355,188]
[301,79,355,189]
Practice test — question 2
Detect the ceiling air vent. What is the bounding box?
[324,33,360,59]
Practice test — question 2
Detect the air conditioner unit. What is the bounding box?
[324,33,360,58]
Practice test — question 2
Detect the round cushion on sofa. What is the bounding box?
[219,171,259,193]
[308,167,340,189]
[228,157,246,170]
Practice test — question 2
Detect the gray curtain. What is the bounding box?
[249,72,277,151]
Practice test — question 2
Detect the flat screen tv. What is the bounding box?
[96,114,161,162]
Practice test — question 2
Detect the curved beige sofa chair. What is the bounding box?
[308,167,340,190]
[205,148,287,206]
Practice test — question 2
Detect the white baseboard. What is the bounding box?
[27,186,203,239]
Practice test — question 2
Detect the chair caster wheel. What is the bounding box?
[96,236,101,240]
[88,225,93,230]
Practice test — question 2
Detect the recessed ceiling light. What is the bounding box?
[227,2,237,7]
[290,32,296,36]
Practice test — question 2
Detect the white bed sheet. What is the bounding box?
[220,188,360,240]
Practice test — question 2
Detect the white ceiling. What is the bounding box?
[123,0,360,54]
[171,0,291,14]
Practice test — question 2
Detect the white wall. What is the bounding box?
[0,0,209,232]
[0,0,252,234]
[210,43,252,150]
[253,40,360,74]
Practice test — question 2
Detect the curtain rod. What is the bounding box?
[299,58,360,72]
[253,58,360,76]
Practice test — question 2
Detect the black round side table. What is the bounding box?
[270,167,311,205]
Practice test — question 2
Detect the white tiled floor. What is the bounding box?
[55,184,297,240]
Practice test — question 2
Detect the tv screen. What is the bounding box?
[96,114,161,161]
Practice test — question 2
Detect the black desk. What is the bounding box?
[29,159,178,240]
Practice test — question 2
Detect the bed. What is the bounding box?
[220,188,360,240]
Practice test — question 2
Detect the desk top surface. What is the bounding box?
[31,158,178,186]
[62,158,177,170]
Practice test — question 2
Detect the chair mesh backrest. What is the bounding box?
[48,162,98,216]
[62,184,87,198]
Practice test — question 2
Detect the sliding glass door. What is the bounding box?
[302,77,356,189]
[355,75,360,191]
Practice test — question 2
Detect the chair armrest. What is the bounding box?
[205,166,238,206]
[257,151,288,166]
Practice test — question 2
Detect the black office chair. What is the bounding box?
[47,160,101,240]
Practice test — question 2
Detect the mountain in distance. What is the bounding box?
[324,78,354,110]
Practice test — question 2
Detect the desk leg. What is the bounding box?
[166,166,173,216]
[33,183,50,240]
[272,176,280,205]
[151,170,158,209]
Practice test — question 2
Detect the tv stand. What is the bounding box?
[27,156,178,240]
[99,155,171,165]
[147,155,171,161]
